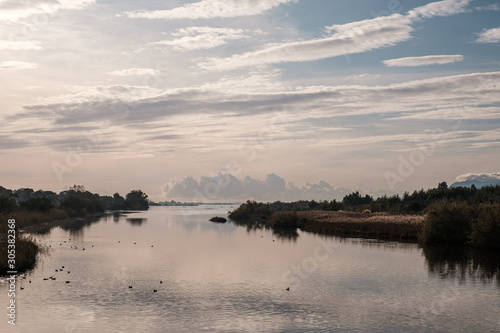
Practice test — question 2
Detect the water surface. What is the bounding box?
[1,206,499,332]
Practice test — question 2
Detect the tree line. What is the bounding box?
[0,185,149,217]
[264,182,500,214]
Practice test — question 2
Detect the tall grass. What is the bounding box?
[0,234,40,275]
[0,209,68,275]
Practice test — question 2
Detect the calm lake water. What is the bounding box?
[2,206,500,332]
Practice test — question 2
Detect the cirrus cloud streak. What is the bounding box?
[383,55,464,67]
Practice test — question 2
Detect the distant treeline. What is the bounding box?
[241,182,500,215]
[0,184,150,217]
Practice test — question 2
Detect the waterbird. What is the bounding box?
[160,281,163,284]
[29,281,31,283]
[286,287,290,291]
[55,270,58,272]
[68,271,70,274]
[43,278,48,281]
[62,266,64,268]
[154,290,157,293]
[66,281,70,284]
[20,287,24,290]
[129,286,133,289]
[83,248,85,251]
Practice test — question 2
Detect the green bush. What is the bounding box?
[268,212,299,229]
[20,197,54,212]
[419,201,476,245]
[470,203,500,249]
[0,196,17,214]
[228,200,274,220]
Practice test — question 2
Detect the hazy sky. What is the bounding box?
[1,0,499,201]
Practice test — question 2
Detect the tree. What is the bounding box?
[438,182,448,190]
[0,196,17,214]
[124,190,149,210]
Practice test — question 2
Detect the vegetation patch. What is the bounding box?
[210,216,227,223]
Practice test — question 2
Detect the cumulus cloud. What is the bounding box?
[0,0,95,21]
[383,55,464,67]
[408,0,471,19]
[0,40,42,50]
[161,173,351,202]
[122,0,292,20]
[452,172,500,187]
[476,27,500,44]
[0,61,38,70]
[152,27,261,51]
[199,14,413,71]
[107,68,161,76]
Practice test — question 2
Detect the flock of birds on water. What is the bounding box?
[14,238,165,294]
[13,221,292,292]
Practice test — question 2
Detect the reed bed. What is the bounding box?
[295,211,424,241]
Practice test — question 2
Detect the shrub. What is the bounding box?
[228,201,274,220]
[20,197,54,212]
[469,203,500,249]
[268,212,299,229]
[0,196,17,214]
[419,201,476,245]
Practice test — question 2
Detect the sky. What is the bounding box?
[0,0,499,202]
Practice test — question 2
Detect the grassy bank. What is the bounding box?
[228,201,424,241]
[229,200,500,247]
[0,209,69,275]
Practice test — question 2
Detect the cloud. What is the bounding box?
[122,0,292,20]
[475,4,500,12]
[195,0,475,71]
[199,14,413,71]
[161,173,351,201]
[151,27,261,51]
[452,172,500,188]
[408,0,471,19]
[107,68,161,76]
[7,71,500,154]
[0,0,96,21]
[383,55,464,67]
[476,27,500,44]
[0,40,42,50]
[0,61,38,70]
